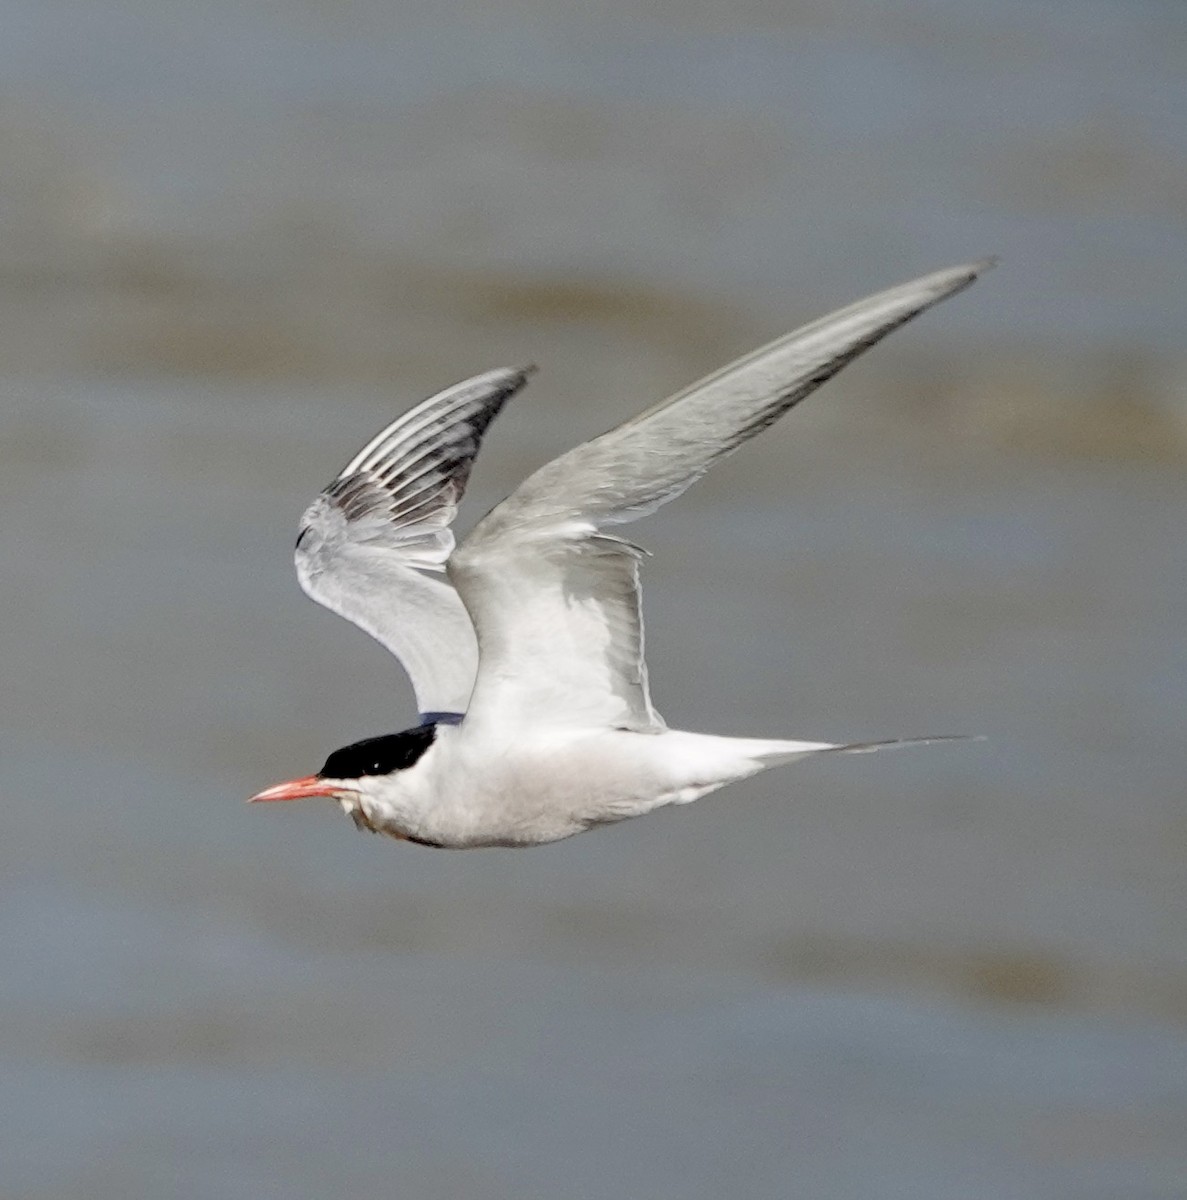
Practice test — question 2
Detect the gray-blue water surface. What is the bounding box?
[3,376,1187,1197]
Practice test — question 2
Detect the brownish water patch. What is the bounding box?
[760,931,1187,1021]
[962,948,1079,1006]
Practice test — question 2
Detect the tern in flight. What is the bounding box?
[251,260,990,847]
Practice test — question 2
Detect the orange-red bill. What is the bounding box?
[248,774,342,803]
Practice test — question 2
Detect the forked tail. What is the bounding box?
[632,730,983,817]
[756,733,984,768]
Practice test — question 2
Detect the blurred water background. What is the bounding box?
[3,1,1187,1196]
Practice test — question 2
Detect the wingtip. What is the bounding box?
[936,256,997,289]
[492,363,538,392]
[915,257,995,305]
[472,364,538,393]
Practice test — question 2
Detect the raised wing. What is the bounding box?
[296,366,531,717]
[451,261,991,731]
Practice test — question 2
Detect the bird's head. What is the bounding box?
[248,725,439,818]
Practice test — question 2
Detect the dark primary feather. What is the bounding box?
[312,365,534,565]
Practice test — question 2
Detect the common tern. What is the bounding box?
[250,260,990,847]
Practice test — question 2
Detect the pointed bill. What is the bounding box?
[248,774,354,803]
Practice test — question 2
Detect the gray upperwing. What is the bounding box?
[451,262,991,732]
[476,261,992,537]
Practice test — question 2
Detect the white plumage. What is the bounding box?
[252,260,991,847]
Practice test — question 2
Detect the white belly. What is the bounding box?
[374,726,780,848]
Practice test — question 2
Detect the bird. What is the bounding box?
[250,260,991,847]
